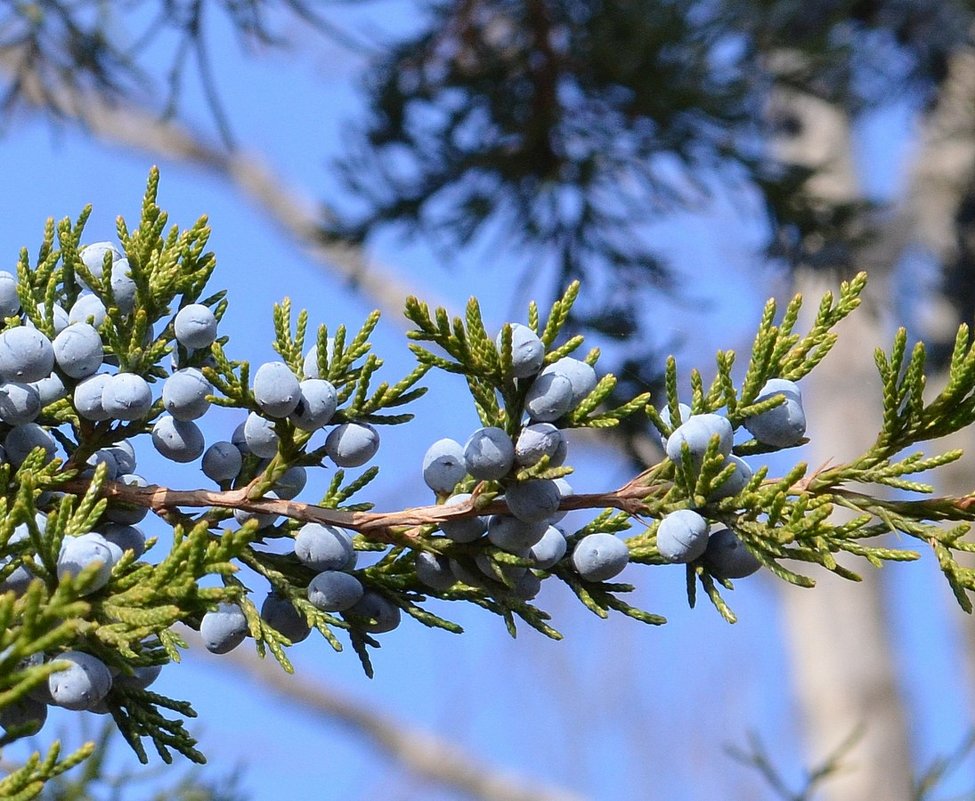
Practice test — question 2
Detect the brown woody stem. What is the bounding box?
[59,474,664,542]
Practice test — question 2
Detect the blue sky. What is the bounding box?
[2,3,974,800]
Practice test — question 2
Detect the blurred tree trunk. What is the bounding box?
[898,30,975,700]
[772,28,975,796]
[770,87,915,800]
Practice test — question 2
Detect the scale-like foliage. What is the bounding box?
[5,173,975,797]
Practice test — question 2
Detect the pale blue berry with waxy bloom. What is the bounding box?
[260,592,311,644]
[514,422,564,466]
[200,603,249,654]
[253,361,301,418]
[78,242,121,283]
[704,528,762,579]
[302,338,337,379]
[0,382,40,425]
[31,372,68,406]
[463,426,514,480]
[243,412,279,458]
[202,441,243,483]
[48,650,112,711]
[68,294,108,327]
[101,373,153,421]
[289,379,338,431]
[5,423,56,465]
[0,271,20,317]
[163,368,212,421]
[548,356,597,406]
[98,523,146,560]
[53,322,103,379]
[487,514,548,552]
[665,413,733,469]
[571,533,629,581]
[174,303,218,349]
[307,571,364,612]
[109,258,138,314]
[496,323,544,378]
[325,422,379,467]
[743,378,806,448]
[524,371,574,422]
[74,373,113,421]
[656,509,710,563]
[504,479,561,523]
[709,454,754,500]
[152,415,205,463]
[274,465,307,500]
[295,523,356,572]
[422,437,467,493]
[415,550,456,591]
[529,526,567,569]
[0,326,54,383]
[57,533,115,595]
[347,590,401,633]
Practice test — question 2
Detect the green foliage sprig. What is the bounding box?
[6,172,975,796]
[0,740,96,801]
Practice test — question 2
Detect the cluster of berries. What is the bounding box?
[195,342,391,654]
[656,378,807,575]
[0,240,391,721]
[416,323,629,595]
[0,234,808,734]
[0,647,161,735]
[199,518,400,656]
[0,472,157,732]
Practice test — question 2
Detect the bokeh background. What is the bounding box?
[2,3,975,800]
